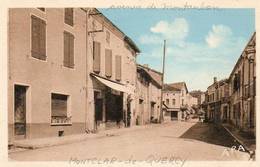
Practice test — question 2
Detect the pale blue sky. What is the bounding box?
[100,8,255,91]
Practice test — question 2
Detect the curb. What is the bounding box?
[11,123,164,150]
[222,125,255,159]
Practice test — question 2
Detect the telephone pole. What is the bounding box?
[159,40,166,123]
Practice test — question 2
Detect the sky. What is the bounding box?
[100,8,255,91]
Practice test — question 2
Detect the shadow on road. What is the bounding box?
[180,122,242,149]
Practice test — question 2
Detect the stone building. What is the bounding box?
[8,8,88,142]
[8,8,141,144]
[163,82,196,121]
[86,8,140,131]
[136,64,162,125]
[229,32,256,135]
[205,77,230,123]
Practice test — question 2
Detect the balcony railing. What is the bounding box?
[51,116,72,125]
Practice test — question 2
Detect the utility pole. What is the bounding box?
[159,40,166,123]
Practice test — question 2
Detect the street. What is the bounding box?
[9,119,250,161]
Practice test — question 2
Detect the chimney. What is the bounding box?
[214,77,217,83]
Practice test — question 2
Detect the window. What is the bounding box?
[51,93,71,125]
[105,49,112,77]
[115,55,122,81]
[63,31,74,68]
[182,99,184,106]
[166,99,169,105]
[31,15,46,60]
[37,8,45,12]
[172,99,176,105]
[64,8,73,26]
[93,41,101,73]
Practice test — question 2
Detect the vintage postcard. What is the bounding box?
[0,0,259,167]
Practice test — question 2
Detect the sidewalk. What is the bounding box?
[10,122,168,151]
[222,123,255,157]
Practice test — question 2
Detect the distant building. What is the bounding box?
[205,78,230,123]
[163,82,197,121]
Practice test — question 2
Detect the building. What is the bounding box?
[86,8,140,131]
[204,32,256,136]
[229,32,256,135]
[163,82,196,121]
[8,8,141,144]
[189,90,205,106]
[162,84,182,121]
[205,77,230,123]
[136,64,162,125]
[8,8,88,142]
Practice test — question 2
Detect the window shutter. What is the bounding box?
[31,16,39,58]
[39,19,46,60]
[31,15,46,60]
[105,49,112,77]
[65,8,73,26]
[115,55,121,80]
[93,41,101,73]
[64,32,70,67]
[51,94,67,117]
[69,34,74,68]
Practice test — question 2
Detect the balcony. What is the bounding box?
[51,116,72,126]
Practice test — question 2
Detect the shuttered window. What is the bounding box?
[115,55,122,81]
[63,31,74,68]
[31,15,46,60]
[51,94,68,117]
[105,49,112,77]
[93,41,101,73]
[64,8,73,26]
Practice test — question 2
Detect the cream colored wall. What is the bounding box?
[149,83,161,120]
[8,8,87,125]
[163,91,181,108]
[86,15,137,129]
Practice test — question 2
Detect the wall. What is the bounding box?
[86,13,137,130]
[8,8,87,141]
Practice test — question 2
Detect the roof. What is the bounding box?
[189,90,204,98]
[163,84,181,91]
[137,64,162,88]
[207,78,228,90]
[167,82,189,93]
[84,8,141,53]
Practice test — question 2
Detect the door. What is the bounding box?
[94,91,103,130]
[14,85,27,139]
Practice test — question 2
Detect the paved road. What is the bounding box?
[9,119,250,162]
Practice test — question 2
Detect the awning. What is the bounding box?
[93,75,134,94]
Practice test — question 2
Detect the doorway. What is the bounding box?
[94,91,103,130]
[14,85,28,139]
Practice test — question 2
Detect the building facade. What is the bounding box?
[204,32,256,136]
[229,32,256,135]
[86,9,140,131]
[8,8,141,143]
[8,8,88,142]
[136,64,162,125]
[163,82,196,121]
